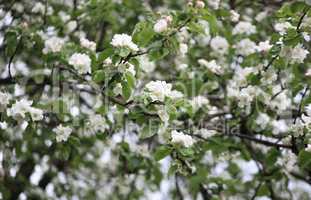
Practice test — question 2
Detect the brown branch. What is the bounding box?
[175,175,184,200]
[231,133,292,149]
[294,86,309,124]
[7,35,23,80]
[296,7,310,32]
[192,132,292,149]
[120,17,192,63]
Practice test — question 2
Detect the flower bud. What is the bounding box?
[165,15,173,24]
[154,18,168,33]
[195,0,205,8]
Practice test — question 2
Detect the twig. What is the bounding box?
[191,132,292,149]
[231,133,292,149]
[7,35,23,80]
[175,175,184,200]
[251,182,262,200]
[120,17,192,63]
[263,55,279,71]
[296,7,310,32]
[294,86,309,124]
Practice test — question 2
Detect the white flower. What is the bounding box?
[103,57,113,65]
[80,38,96,51]
[255,113,270,130]
[87,114,108,135]
[113,83,122,95]
[302,114,311,129]
[210,36,229,55]
[238,86,257,108]
[198,59,208,67]
[190,96,209,110]
[58,11,70,22]
[232,66,256,86]
[306,68,311,76]
[157,109,169,123]
[168,90,183,99]
[53,124,72,142]
[111,34,139,52]
[274,22,293,35]
[66,20,77,33]
[255,11,268,22]
[126,63,136,76]
[270,90,291,112]
[0,91,11,111]
[272,120,289,135]
[306,144,311,152]
[302,32,311,42]
[145,81,172,102]
[154,19,169,33]
[200,59,223,75]
[179,43,188,56]
[171,130,194,148]
[68,53,91,74]
[208,0,220,9]
[7,99,33,120]
[177,63,188,70]
[165,16,173,24]
[305,104,311,116]
[233,21,256,35]
[28,107,44,121]
[32,2,45,14]
[230,10,240,22]
[195,129,217,139]
[235,39,256,56]
[7,99,43,121]
[139,55,155,73]
[0,121,8,129]
[256,40,272,52]
[290,44,309,64]
[42,37,64,54]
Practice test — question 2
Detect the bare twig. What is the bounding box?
[7,35,23,80]
[296,7,310,32]
[294,86,309,124]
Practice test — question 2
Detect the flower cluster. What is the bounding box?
[111,34,139,52]
[154,16,172,33]
[42,36,64,54]
[171,130,195,148]
[7,99,43,121]
[53,124,72,142]
[145,81,182,102]
[68,53,92,74]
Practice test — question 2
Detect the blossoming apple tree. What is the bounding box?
[1,0,311,199]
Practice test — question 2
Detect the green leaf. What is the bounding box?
[125,71,135,88]
[121,80,132,100]
[154,145,172,161]
[298,150,311,170]
[200,11,218,36]
[69,136,80,146]
[119,47,131,57]
[149,47,169,61]
[98,48,114,64]
[52,99,68,114]
[179,147,194,157]
[168,162,179,176]
[139,120,160,139]
[5,29,19,57]
[188,21,205,34]
[132,21,155,47]
[93,70,106,83]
